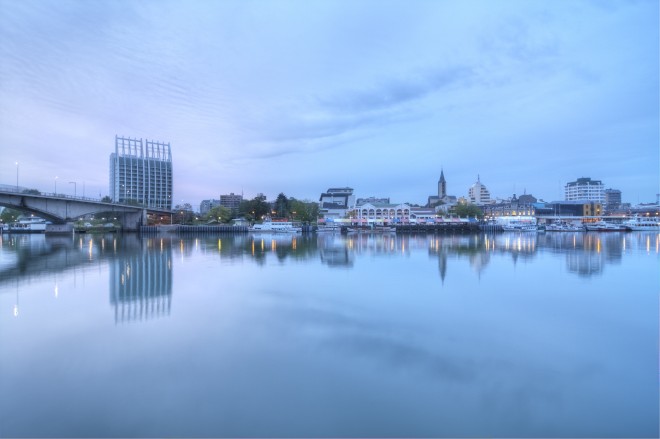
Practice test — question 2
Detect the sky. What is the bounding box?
[1,0,658,209]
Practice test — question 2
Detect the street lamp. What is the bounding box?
[54,176,58,195]
[69,181,76,197]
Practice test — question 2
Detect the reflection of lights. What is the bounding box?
[160,239,164,252]
[13,304,18,317]
[251,240,255,256]
[88,239,94,260]
[292,237,296,251]
[647,236,651,253]
[261,239,264,251]
[596,238,601,253]
[121,274,125,285]
[218,239,222,251]
[271,239,276,251]
[167,259,171,270]
[113,239,117,253]
[54,282,59,298]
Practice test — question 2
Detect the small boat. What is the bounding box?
[249,219,302,233]
[622,215,660,231]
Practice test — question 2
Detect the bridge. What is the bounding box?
[0,186,173,232]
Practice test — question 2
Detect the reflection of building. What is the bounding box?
[468,175,491,205]
[109,243,172,323]
[319,187,355,220]
[565,177,604,203]
[110,136,173,209]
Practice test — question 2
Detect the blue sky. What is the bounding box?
[1,0,658,208]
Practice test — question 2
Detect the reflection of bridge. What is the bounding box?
[0,187,172,231]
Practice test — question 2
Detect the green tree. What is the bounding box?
[22,188,41,195]
[239,194,270,221]
[289,199,319,223]
[274,193,290,218]
[452,203,483,219]
[101,196,112,203]
[0,207,21,224]
[205,205,232,223]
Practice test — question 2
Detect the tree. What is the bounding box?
[289,199,319,223]
[452,203,483,219]
[205,205,232,223]
[274,193,290,218]
[21,189,41,195]
[101,196,112,203]
[0,207,21,224]
[239,194,270,221]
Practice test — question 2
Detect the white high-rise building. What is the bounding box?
[468,175,491,205]
[109,136,173,209]
[565,177,604,203]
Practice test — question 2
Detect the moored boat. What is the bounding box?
[7,218,48,233]
[249,219,302,233]
[622,215,660,231]
[584,220,626,232]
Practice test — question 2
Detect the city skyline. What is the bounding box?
[1,0,658,207]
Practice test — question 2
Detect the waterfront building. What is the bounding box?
[565,177,604,203]
[200,199,221,215]
[319,187,355,220]
[354,202,411,224]
[546,201,603,217]
[356,196,390,205]
[604,188,622,211]
[220,192,243,214]
[482,194,537,218]
[109,136,173,209]
[468,175,491,205]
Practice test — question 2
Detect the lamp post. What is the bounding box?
[69,181,76,198]
[54,176,58,195]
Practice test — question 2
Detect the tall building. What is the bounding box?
[468,175,491,205]
[604,188,622,210]
[110,136,173,209]
[200,199,221,215]
[220,193,243,214]
[565,177,604,203]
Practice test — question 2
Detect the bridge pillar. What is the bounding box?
[119,209,147,232]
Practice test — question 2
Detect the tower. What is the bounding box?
[438,169,446,199]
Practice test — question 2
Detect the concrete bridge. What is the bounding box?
[0,187,172,232]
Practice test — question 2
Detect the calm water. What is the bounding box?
[0,231,658,438]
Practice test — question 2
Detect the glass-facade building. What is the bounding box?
[110,136,173,209]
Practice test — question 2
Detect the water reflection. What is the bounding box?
[110,238,172,324]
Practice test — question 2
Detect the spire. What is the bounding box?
[439,168,445,183]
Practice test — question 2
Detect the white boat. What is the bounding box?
[249,219,302,233]
[622,215,660,231]
[8,218,48,233]
[546,221,583,232]
[502,220,538,232]
[584,220,626,232]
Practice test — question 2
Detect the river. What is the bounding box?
[0,231,658,437]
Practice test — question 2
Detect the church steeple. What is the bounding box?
[438,168,447,198]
